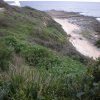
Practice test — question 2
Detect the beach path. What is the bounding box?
[54,18,100,59]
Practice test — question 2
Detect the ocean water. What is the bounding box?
[20,1,100,20]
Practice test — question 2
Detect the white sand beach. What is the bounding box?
[54,18,100,59]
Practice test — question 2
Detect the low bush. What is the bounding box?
[0,65,99,100]
[0,41,12,71]
[95,40,100,48]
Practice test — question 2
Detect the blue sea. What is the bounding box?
[20,1,100,20]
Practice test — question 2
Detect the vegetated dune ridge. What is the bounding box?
[47,10,100,59]
[0,1,100,100]
[54,18,100,59]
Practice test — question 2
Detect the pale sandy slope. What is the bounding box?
[54,18,100,59]
[0,8,5,12]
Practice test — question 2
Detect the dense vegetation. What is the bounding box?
[0,1,100,100]
[96,39,100,48]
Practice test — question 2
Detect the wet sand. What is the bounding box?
[54,18,100,59]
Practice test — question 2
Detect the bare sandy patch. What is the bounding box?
[0,8,5,12]
[54,18,100,59]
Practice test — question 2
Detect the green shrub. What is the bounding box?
[0,65,99,100]
[21,45,58,68]
[0,3,98,100]
[4,36,26,53]
[95,40,100,48]
[90,58,100,82]
[0,41,12,71]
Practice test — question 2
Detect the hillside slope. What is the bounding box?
[47,10,100,59]
[0,2,89,63]
[47,10,100,48]
[0,1,99,100]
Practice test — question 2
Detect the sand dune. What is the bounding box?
[54,18,100,59]
[0,8,5,12]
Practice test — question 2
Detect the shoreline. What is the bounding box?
[47,10,100,59]
[47,10,100,21]
[47,10,100,42]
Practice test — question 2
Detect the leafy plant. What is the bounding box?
[0,41,12,71]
